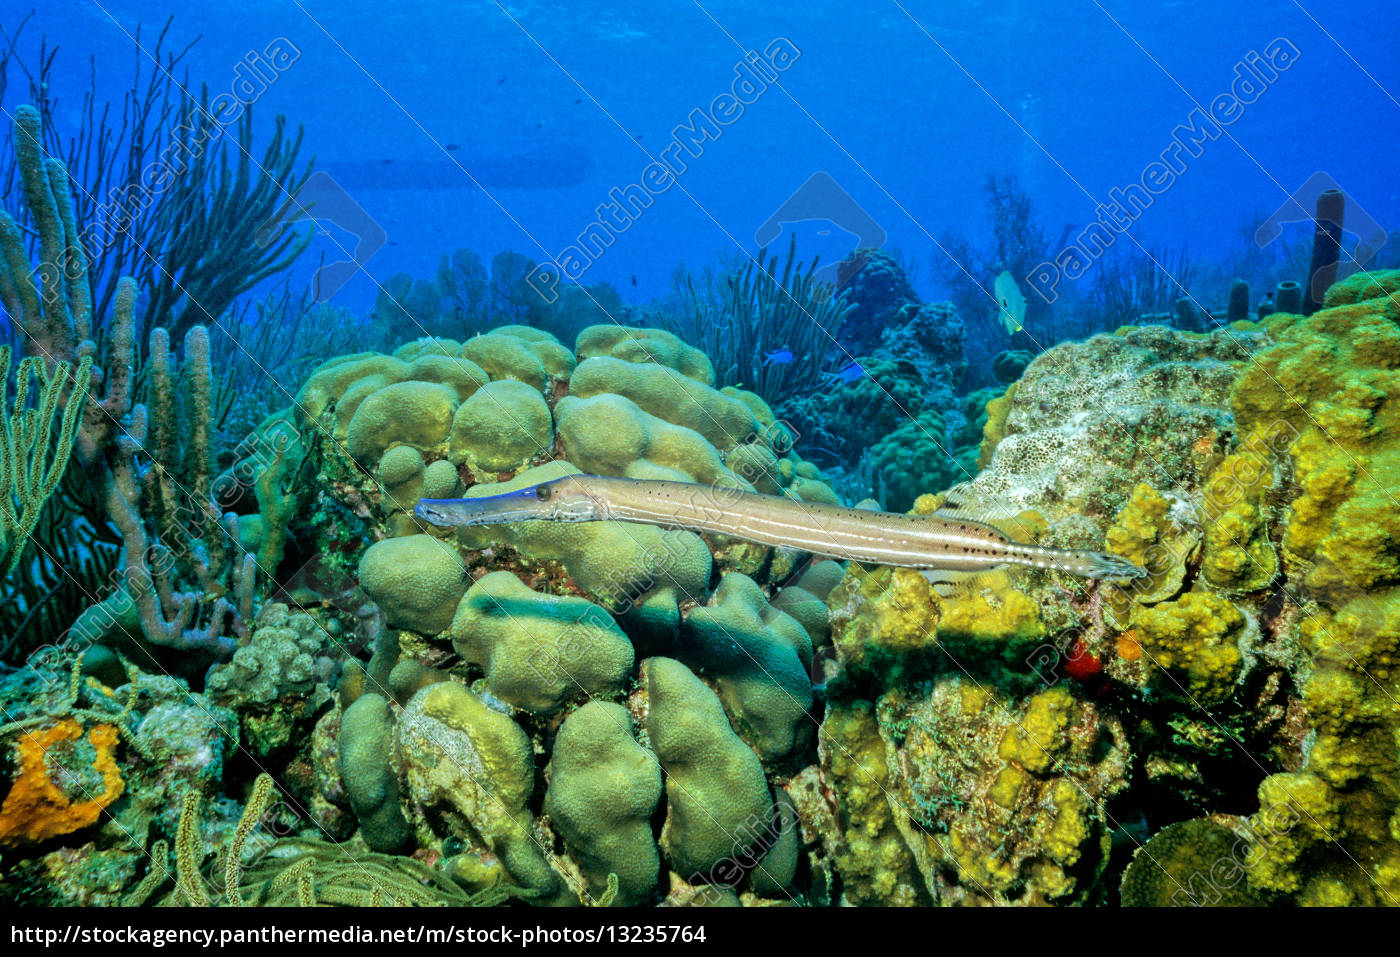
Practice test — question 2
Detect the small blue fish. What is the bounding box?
[762,347,795,367]
[824,360,864,383]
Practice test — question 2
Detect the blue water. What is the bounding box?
[20,1,1400,315]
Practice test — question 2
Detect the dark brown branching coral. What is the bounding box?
[140,92,313,343]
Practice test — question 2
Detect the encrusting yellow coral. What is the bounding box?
[0,719,124,847]
[1130,591,1248,705]
[1227,270,1400,903]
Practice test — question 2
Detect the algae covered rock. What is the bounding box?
[206,603,326,706]
[964,323,1265,522]
[449,571,634,714]
[814,700,927,905]
[1131,590,1250,705]
[544,702,663,905]
[205,603,331,755]
[1103,482,1200,608]
[878,680,1129,905]
[1226,282,1400,904]
[397,681,560,898]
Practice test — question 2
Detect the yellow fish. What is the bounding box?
[995,270,1026,335]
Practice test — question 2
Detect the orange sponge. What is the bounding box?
[0,719,124,847]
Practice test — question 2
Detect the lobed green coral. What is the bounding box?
[337,693,410,854]
[448,570,634,715]
[678,572,814,762]
[543,702,663,905]
[641,657,774,884]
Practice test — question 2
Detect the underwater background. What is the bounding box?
[1,0,1399,908]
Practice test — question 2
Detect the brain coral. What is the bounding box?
[448,378,553,474]
[553,392,745,486]
[358,534,468,634]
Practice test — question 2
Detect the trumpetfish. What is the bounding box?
[414,474,1146,581]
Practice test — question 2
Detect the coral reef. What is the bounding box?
[6,83,1400,916]
[1222,274,1400,904]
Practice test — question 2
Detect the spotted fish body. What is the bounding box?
[415,474,1146,581]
